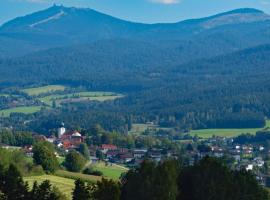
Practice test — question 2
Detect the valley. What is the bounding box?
[1,4,270,200]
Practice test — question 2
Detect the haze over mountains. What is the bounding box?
[1,5,270,130]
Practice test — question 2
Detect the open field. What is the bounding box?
[24,175,74,199]
[0,106,42,117]
[22,85,66,96]
[39,91,122,106]
[55,170,102,183]
[189,120,270,139]
[92,163,128,180]
[129,123,173,135]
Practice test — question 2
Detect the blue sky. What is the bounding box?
[0,0,270,25]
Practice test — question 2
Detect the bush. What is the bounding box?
[83,167,103,176]
[64,150,86,172]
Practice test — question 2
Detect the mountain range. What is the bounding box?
[1,5,270,57]
[1,5,270,130]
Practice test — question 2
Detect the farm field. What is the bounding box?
[39,91,122,106]
[24,175,75,199]
[22,85,66,96]
[92,162,128,180]
[129,123,173,135]
[189,120,270,138]
[0,106,42,117]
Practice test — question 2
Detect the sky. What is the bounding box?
[1,0,270,25]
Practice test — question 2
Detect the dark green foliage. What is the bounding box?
[83,167,103,176]
[93,178,121,200]
[178,156,270,200]
[121,159,179,200]
[33,141,59,173]
[234,131,270,144]
[31,180,66,200]
[0,130,34,146]
[0,163,65,200]
[0,191,6,200]
[178,157,234,200]
[64,150,86,172]
[78,143,90,160]
[0,164,29,200]
[120,157,270,200]
[72,179,93,200]
[0,148,44,176]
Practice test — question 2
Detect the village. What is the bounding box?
[5,122,268,188]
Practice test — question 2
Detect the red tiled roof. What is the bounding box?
[101,144,117,150]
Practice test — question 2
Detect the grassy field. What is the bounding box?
[129,123,173,135]
[55,170,102,183]
[0,106,42,117]
[22,85,66,96]
[39,92,122,106]
[92,163,128,180]
[24,175,75,199]
[189,120,270,139]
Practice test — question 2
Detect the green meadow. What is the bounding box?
[92,163,128,180]
[189,120,270,139]
[24,175,75,199]
[0,106,42,117]
[39,91,122,106]
[22,85,66,96]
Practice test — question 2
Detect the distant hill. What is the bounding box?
[1,6,270,57]
[1,6,270,130]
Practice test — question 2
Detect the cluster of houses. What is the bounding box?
[97,144,178,166]
[11,123,270,187]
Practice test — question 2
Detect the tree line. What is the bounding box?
[0,156,269,200]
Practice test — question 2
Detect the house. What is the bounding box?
[246,164,253,171]
[119,152,133,163]
[133,149,147,159]
[23,146,33,157]
[60,131,83,149]
[100,144,117,154]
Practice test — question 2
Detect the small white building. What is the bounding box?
[58,122,66,138]
[246,164,253,171]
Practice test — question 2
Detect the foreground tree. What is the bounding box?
[2,164,29,200]
[0,191,6,200]
[72,179,93,200]
[178,156,270,200]
[31,180,66,200]
[93,178,121,200]
[121,159,179,200]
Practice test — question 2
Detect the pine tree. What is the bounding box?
[72,179,92,200]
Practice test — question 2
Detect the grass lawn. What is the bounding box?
[24,175,75,199]
[92,162,128,180]
[0,106,42,117]
[22,85,66,96]
[189,120,270,139]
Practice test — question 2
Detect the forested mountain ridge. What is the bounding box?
[2,6,270,130]
[1,6,270,57]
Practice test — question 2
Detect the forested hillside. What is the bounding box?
[1,6,270,131]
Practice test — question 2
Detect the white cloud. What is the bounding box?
[149,0,181,4]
